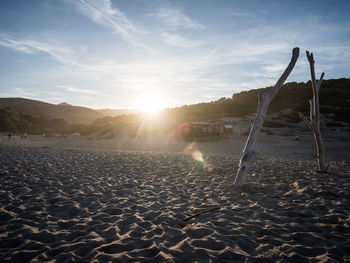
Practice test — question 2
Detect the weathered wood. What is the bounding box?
[299,112,313,130]
[299,51,327,172]
[183,207,221,221]
[233,47,300,187]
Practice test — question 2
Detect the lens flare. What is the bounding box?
[184,141,196,154]
[192,150,204,162]
[165,122,189,144]
[183,141,212,172]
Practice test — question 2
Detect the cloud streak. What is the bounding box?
[0,33,79,66]
[161,32,205,47]
[150,7,204,30]
[56,85,101,95]
[74,0,150,50]
[79,0,136,34]
[0,36,34,54]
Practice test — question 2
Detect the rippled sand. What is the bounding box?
[0,138,349,262]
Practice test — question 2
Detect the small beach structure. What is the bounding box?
[223,124,233,135]
[183,122,223,139]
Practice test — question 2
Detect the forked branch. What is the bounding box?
[299,112,313,131]
[299,51,327,172]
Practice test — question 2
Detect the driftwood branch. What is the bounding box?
[299,51,327,172]
[309,99,314,123]
[233,47,300,187]
[316,72,324,91]
[183,207,220,221]
[299,112,313,131]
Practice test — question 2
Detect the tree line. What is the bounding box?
[1,78,349,137]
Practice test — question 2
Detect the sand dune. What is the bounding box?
[0,137,349,262]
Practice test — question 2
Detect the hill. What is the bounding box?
[84,78,350,138]
[0,98,103,124]
[1,78,349,136]
[97,109,139,117]
[0,106,75,134]
[160,78,350,123]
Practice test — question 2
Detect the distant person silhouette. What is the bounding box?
[8,132,11,140]
[24,132,27,140]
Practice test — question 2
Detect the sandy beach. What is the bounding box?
[1,134,349,262]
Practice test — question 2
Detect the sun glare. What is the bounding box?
[137,94,166,114]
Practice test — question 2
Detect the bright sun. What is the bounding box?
[137,94,166,114]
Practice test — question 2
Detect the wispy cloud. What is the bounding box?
[161,32,205,47]
[57,85,101,95]
[78,0,136,34]
[150,7,204,30]
[0,36,34,54]
[231,11,259,19]
[262,63,288,73]
[11,87,36,98]
[73,0,149,50]
[0,33,79,66]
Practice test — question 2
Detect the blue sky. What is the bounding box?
[0,0,349,109]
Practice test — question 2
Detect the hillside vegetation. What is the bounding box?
[163,78,350,122]
[0,106,79,134]
[0,98,102,124]
[96,109,138,117]
[1,78,349,136]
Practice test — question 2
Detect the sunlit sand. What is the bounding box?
[1,132,349,262]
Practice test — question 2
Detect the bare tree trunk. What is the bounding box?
[233,47,300,187]
[299,51,327,172]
